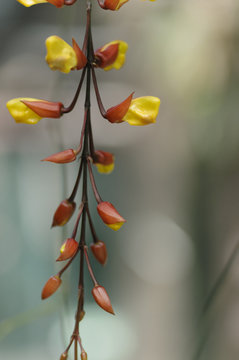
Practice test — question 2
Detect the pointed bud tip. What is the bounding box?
[41,275,62,300]
[92,285,114,315]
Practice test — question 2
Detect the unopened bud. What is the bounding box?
[41,275,61,300]
[81,351,88,360]
[60,352,68,360]
[90,241,108,265]
[93,150,114,174]
[105,93,133,123]
[97,201,126,231]
[42,149,76,164]
[92,285,115,315]
[52,199,76,227]
[57,238,79,261]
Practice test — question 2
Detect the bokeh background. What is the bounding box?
[0,0,239,359]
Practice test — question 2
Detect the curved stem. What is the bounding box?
[91,67,107,117]
[71,203,84,239]
[87,158,102,203]
[68,160,83,203]
[84,246,98,286]
[86,205,99,243]
[62,68,86,114]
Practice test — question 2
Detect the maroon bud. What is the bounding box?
[90,241,108,265]
[57,238,79,261]
[41,275,61,300]
[92,285,115,315]
[52,199,76,227]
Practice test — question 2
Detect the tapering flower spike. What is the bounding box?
[41,275,62,299]
[90,241,108,265]
[52,199,76,227]
[95,41,128,71]
[93,150,114,174]
[42,149,76,164]
[6,98,63,125]
[17,0,64,7]
[57,238,79,261]
[123,96,161,126]
[105,93,134,123]
[97,201,126,231]
[92,285,115,314]
[97,0,129,11]
[46,36,86,73]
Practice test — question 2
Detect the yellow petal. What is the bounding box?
[103,41,128,71]
[45,36,78,74]
[107,222,124,231]
[123,96,160,126]
[6,98,42,125]
[115,0,129,10]
[17,0,48,6]
[95,163,115,174]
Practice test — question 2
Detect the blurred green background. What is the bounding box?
[0,1,239,359]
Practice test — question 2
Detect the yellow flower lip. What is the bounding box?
[103,41,128,71]
[17,0,48,6]
[45,36,78,74]
[123,96,160,126]
[6,98,43,125]
[17,0,64,7]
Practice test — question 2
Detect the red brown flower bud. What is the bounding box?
[81,351,88,360]
[97,201,126,231]
[105,93,133,123]
[95,43,119,69]
[57,238,79,261]
[92,285,115,315]
[52,199,76,227]
[90,241,108,265]
[41,275,62,300]
[21,100,63,118]
[48,0,64,7]
[60,352,68,360]
[72,38,87,70]
[93,150,114,165]
[42,149,76,164]
[98,0,129,11]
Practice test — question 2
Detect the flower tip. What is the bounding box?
[41,275,61,300]
[97,201,126,230]
[41,149,76,164]
[92,285,115,315]
[56,238,78,261]
[52,199,76,227]
[90,241,108,265]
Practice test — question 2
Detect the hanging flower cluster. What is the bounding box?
[8,1,160,359]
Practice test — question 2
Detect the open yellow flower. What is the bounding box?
[17,0,64,7]
[7,98,43,125]
[6,98,63,125]
[123,96,160,126]
[45,36,78,74]
[95,41,128,71]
